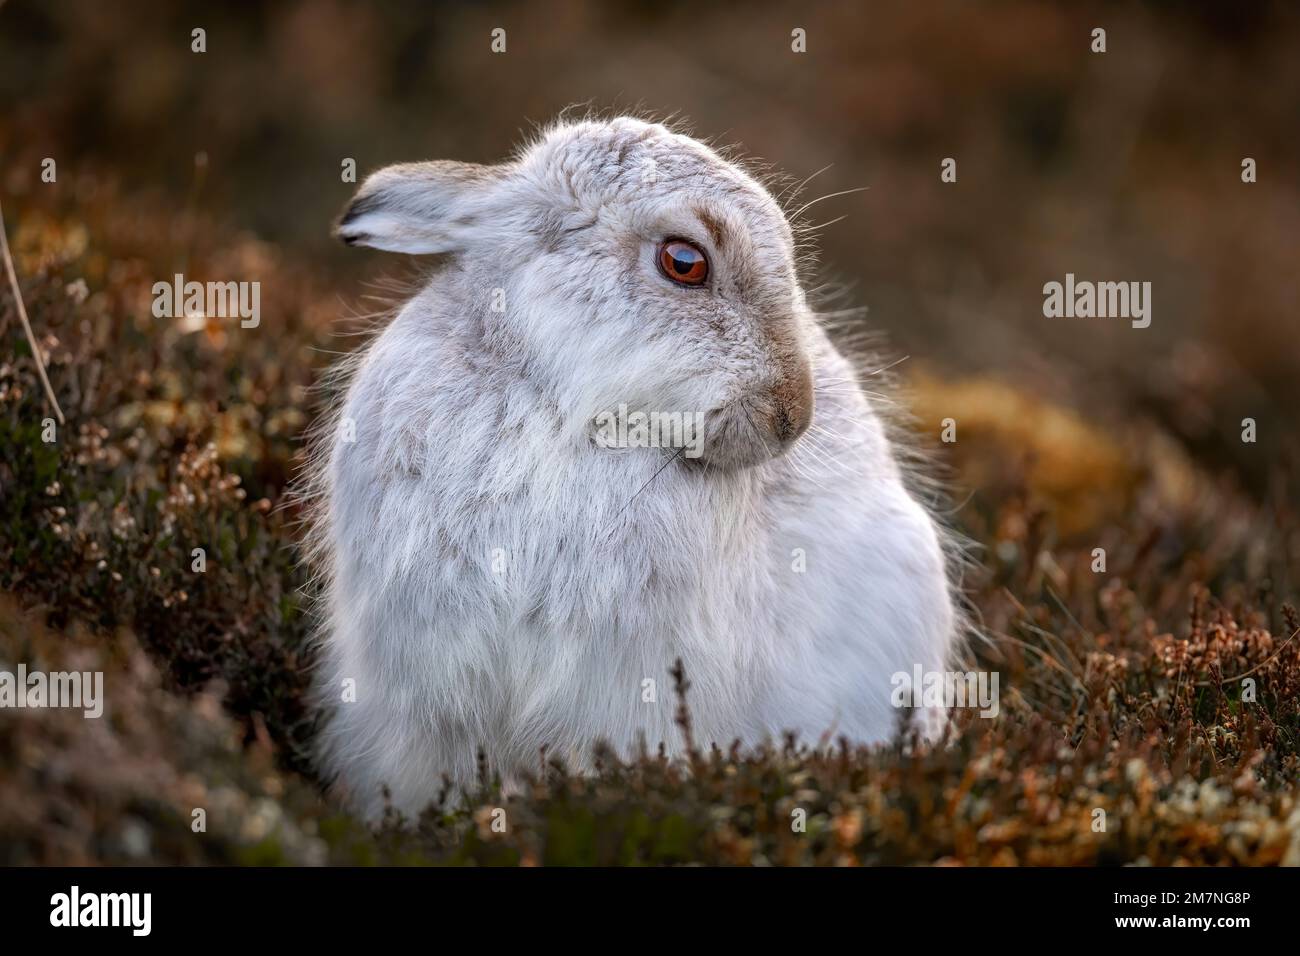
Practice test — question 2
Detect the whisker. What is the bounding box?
[776,163,835,207]
[789,186,869,222]
[863,354,911,377]
[797,214,849,233]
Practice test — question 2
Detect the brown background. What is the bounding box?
[2,0,1297,490]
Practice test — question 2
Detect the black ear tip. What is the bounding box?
[333,193,374,244]
[333,204,365,244]
[334,219,368,245]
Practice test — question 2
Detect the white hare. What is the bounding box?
[310,116,958,820]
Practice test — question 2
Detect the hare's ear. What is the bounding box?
[334,161,500,254]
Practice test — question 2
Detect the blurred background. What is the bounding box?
[0,0,1297,520]
[3,0,1297,501]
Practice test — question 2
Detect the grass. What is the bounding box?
[1,181,1297,865]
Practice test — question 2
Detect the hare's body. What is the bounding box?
[314,117,956,819]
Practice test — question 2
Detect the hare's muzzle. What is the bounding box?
[770,368,814,443]
[695,362,814,472]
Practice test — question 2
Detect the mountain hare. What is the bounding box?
[311,116,958,820]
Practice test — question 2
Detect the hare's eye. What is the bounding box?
[657,239,709,286]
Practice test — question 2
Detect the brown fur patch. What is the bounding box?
[767,320,814,438]
[696,207,727,251]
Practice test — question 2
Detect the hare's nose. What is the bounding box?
[769,360,813,445]
[771,395,812,444]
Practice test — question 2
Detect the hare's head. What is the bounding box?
[336,116,815,471]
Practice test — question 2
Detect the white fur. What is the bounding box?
[309,117,957,820]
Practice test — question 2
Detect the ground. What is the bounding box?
[0,184,1297,866]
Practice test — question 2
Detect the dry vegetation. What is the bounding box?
[1,177,1297,865]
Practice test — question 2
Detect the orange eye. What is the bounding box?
[657,239,709,286]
